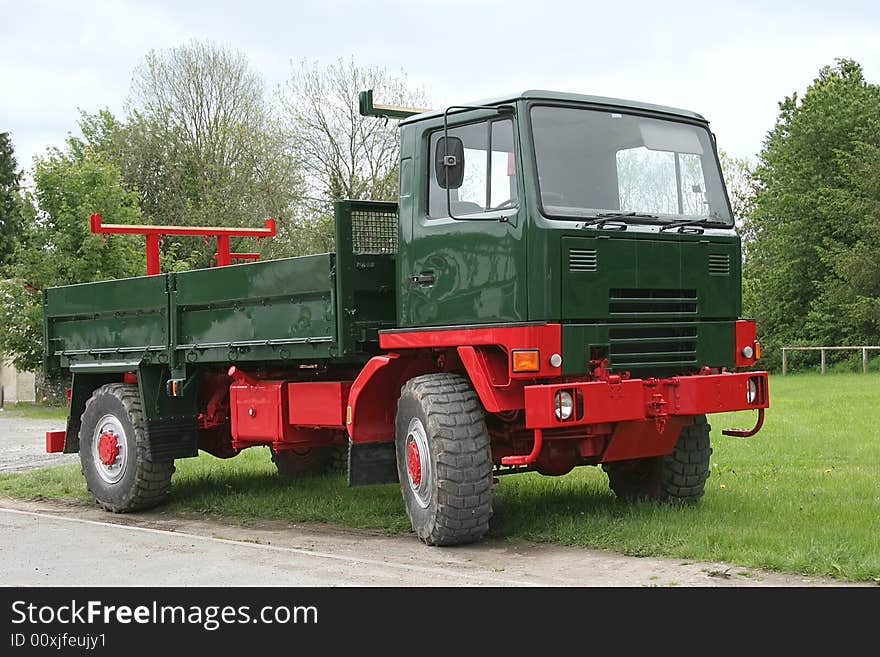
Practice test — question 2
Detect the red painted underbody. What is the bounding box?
[224,370,351,453]
[46,324,769,476]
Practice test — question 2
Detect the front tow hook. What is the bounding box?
[722,407,765,437]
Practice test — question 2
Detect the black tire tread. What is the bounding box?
[398,373,493,546]
[325,444,349,474]
[271,444,348,477]
[80,383,174,513]
[603,415,712,504]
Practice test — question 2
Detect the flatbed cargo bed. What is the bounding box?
[43,201,398,374]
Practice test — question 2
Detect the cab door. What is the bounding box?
[399,114,527,328]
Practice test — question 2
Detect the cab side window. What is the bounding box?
[428,119,517,218]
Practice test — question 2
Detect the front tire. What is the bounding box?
[603,415,712,503]
[79,383,174,512]
[395,373,493,546]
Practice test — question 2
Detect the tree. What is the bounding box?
[120,41,302,266]
[277,58,426,254]
[718,150,755,227]
[0,280,43,373]
[0,132,23,271]
[743,59,880,369]
[0,143,143,372]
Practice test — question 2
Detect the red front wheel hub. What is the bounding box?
[406,438,422,486]
[97,432,120,465]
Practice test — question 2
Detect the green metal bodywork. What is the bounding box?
[44,91,746,402]
[395,91,742,375]
[44,253,395,374]
[44,200,398,433]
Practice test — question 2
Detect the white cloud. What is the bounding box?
[2,0,879,168]
[75,0,188,52]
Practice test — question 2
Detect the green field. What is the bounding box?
[1,373,878,581]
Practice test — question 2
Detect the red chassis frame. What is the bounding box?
[47,323,769,472]
[345,322,768,469]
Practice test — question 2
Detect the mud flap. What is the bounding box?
[347,441,399,487]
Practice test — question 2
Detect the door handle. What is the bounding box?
[410,272,436,287]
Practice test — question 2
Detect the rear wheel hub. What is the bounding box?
[97,432,119,465]
[92,415,128,484]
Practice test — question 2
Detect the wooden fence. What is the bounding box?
[780,346,880,375]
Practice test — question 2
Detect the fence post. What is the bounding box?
[864,348,869,374]
[782,348,787,376]
[820,349,826,374]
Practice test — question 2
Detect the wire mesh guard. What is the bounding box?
[350,205,397,254]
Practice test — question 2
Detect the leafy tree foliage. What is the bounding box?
[718,149,755,226]
[743,59,880,367]
[129,42,298,221]
[0,132,23,271]
[276,58,426,255]
[80,42,303,268]
[0,143,142,371]
[0,280,43,372]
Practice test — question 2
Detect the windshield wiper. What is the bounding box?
[581,211,659,228]
[659,218,714,232]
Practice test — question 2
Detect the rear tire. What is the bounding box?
[271,445,347,477]
[603,415,712,504]
[79,383,174,513]
[325,444,348,473]
[395,373,493,546]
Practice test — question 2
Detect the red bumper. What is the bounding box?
[523,371,769,429]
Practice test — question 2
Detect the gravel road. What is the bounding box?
[0,413,76,472]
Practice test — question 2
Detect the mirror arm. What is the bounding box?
[443,106,458,221]
[442,104,515,221]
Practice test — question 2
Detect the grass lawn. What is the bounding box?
[1,373,878,581]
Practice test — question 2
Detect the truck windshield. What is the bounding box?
[530,105,732,226]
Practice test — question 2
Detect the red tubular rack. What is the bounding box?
[89,213,277,275]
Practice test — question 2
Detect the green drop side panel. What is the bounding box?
[43,276,169,373]
[172,254,339,365]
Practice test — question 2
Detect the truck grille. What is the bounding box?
[569,248,597,272]
[608,288,698,317]
[608,325,698,369]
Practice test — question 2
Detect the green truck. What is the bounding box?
[44,89,768,546]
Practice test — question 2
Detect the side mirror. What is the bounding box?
[434,136,464,189]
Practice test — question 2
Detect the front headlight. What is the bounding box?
[747,378,758,404]
[555,390,574,420]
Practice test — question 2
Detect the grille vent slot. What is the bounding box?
[609,289,698,316]
[708,253,730,276]
[609,325,698,368]
[569,248,597,272]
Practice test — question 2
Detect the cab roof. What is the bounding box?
[399,89,707,125]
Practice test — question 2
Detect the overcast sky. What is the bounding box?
[2,0,879,170]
